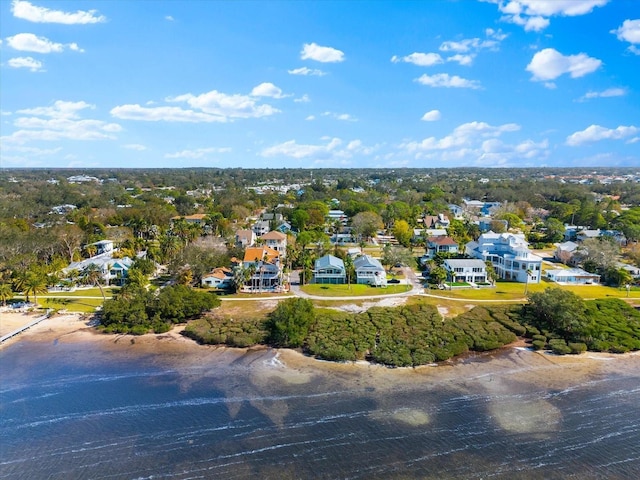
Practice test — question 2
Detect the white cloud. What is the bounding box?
[294,94,310,103]
[165,147,231,159]
[611,19,640,54]
[300,42,344,63]
[421,110,441,121]
[415,73,481,89]
[250,82,286,98]
[486,0,608,31]
[526,48,601,81]
[2,100,121,144]
[566,125,639,146]
[447,54,474,66]
[399,121,549,166]
[7,56,43,71]
[6,33,83,53]
[288,67,326,76]
[122,144,147,151]
[11,0,106,24]
[322,111,357,122]
[261,137,375,163]
[168,90,279,119]
[165,15,174,21]
[391,52,443,66]
[110,104,226,123]
[578,88,626,101]
[305,115,315,121]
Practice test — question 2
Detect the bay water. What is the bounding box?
[1,339,639,479]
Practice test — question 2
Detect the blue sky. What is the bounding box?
[1,0,639,169]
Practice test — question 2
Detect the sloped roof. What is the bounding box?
[244,246,279,263]
[428,236,458,246]
[315,254,345,270]
[444,259,487,269]
[354,255,384,270]
[261,230,287,240]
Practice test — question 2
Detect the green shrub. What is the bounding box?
[532,340,546,350]
[568,342,587,354]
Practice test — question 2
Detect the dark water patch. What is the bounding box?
[0,342,639,480]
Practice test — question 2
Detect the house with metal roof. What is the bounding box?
[354,255,387,287]
[313,255,346,284]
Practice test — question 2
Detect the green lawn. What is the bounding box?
[40,296,103,313]
[427,280,640,301]
[301,283,410,297]
[44,287,117,298]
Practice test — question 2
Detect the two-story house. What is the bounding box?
[242,246,283,292]
[260,231,287,258]
[313,255,346,284]
[466,232,542,283]
[425,236,458,259]
[354,255,387,287]
[443,259,487,284]
[235,229,256,248]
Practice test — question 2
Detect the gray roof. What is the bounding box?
[354,255,384,270]
[315,254,345,270]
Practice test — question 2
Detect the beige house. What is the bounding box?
[260,231,287,258]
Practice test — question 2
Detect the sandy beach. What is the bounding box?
[3,308,639,397]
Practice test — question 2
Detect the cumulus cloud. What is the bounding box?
[294,94,310,103]
[165,147,231,159]
[6,33,83,53]
[250,82,286,98]
[288,67,326,76]
[447,54,474,66]
[526,48,601,82]
[2,100,121,145]
[415,73,481,89]
[566,125,639,146]
[421,110,441,121]
[7,56,43,71]
[485,0,608,31]
[261,137,375,163]
[399,121,548,166]
[577,88,626,102]
[165,15,174,21]
[611,19,640,54]
[11,0,106,24]
[391,52,443,66]
[113,85,281,123]
[300,42,345,63]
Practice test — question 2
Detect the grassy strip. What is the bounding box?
[301,284,410,297]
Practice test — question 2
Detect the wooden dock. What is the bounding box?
[0,311,51,344]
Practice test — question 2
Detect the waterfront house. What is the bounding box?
[546,268,600,285]
[354,255,387,287]
[201,267,233,289]
[242,246,283,292]
[466,232,542,283]
[443,259,487,283]
[555,241,579,265]
[313,255,346,284]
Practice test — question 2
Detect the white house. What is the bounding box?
[555,241,579,265]
[313,255,346,284]
[443,259,488,284]
[354,255,387,287]
[235,229,256,248]
[466,232,542,283]
[201,267,234,289]
[546,268,600,285]
[66,255,133,286]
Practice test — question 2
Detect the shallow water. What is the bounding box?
[1,341,639,479]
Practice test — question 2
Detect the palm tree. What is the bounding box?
[23,273,48,306]
[0,284,14,306]
[524,269,533,296]
[82,263,106,303]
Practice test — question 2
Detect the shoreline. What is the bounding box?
[3,311,639,383]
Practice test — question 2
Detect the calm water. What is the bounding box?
[1,340,639,480]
